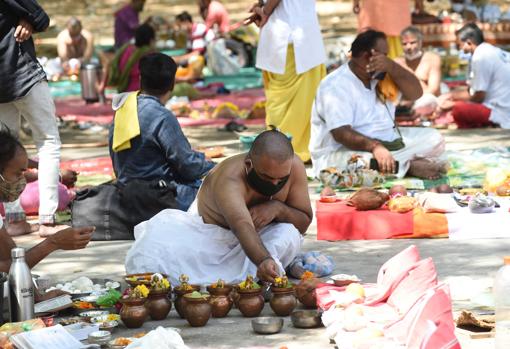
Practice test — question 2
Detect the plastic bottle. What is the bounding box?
[8,247,34,322]
[494,256,510,349]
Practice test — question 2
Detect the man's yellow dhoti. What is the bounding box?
[263,45,326,162]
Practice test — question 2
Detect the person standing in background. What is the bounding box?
[114,0,146,49]
[0,0,66,237]
[198,0,230,35]
[353,0,413,58]
[252,0,326,163]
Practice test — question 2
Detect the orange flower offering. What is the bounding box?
[301,271,315,281]
[210,278,226,289]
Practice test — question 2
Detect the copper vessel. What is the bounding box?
[206,285,233,318]
[146,288,172,320]
[237,288,264,317]
[184,294,211,327]
[173,284,200,319]
[120,298,148,328]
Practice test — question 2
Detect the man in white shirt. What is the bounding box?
[310,30,446,179]
[251,0,326,162]
[440,23,510,129]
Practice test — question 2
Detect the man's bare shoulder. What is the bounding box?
[290,155,307,182]
[206,154,246,188]
[423,51,441,64]
[82,29,94,40]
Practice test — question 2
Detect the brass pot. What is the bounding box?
[173,284,200,319]
[184,294,211,327]
[270,286,297,316]
[237,288,264,318]
[146,288,172,320]
[120,298,148,329]
[206,285,233,318]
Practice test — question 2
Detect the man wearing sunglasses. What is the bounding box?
[125,130,312,286]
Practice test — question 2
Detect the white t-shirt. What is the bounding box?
[309,64,399,172]
[256,0,326,74]
[469,42,510,128]
[190,23,215,53]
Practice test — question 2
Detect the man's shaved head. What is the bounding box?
[249,130,294,162]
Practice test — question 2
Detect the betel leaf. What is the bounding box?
[96,289,122,307]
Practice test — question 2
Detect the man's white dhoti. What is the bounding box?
[312,127,445,178]
[125,205,302,286]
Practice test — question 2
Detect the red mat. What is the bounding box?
[316,200,413,240]
[61,156,113,176]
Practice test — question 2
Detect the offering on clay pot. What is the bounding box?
[270,276,297,316]
[207,279,233,318]
[174,274,200,319]
[296,271,319,309]
[388,184,407,197]
[184,291,211,327]
[146,274,172,321]
[119,285,149,329]
[348,189,389,211]
[237,275,264,317]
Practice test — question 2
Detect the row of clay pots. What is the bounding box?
[120,284,318,329]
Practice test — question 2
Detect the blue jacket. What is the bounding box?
[109,94,214,210]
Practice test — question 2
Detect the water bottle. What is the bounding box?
[8,248,34,322]
[494,256,510,349]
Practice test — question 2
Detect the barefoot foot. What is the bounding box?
[408,158,448,180]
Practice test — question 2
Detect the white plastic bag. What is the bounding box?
[125,327,188,349]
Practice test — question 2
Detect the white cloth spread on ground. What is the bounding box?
[309,63,445,178]
[469,42,510,128]
[256,0,326,74]
[125,202,302,285]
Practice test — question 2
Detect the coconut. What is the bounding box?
[348,189,389,211]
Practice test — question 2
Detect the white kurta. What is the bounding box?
[256,0,326,74]
[125,203,303,286]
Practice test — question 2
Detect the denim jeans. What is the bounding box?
[0,81,61,224]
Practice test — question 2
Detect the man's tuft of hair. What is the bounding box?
[249,129,294,162]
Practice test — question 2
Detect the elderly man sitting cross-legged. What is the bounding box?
[125,130,312,285]
[310,30,446,180]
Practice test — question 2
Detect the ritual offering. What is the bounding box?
[496,185,510,196]
[320,186,337,203]
[146,274,172,321]
[270,276,297,317]
[296,271,319,309]
[183,291,212,327]
[109,337,135,349]
[46,277,120,299]
[206,279,234,318]
[347,189,389,211]
[120,285,149,329]
[237,275,264,318]
[173,274,201,319]
[90,314,121,332]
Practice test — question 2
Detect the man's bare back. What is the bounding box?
[197,153,311,232]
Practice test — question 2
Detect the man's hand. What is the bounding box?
[61,170,78,187]
[372,144,396,174]
[256,257,279,283]
[249,201,279,231]
[367,49,394,75]
[47,226,95,251]
[14,19,34,43]
[246,5,269,28]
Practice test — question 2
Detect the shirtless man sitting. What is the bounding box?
[125,130,312,284]
[395,26,442,119]
[56,17,94,75]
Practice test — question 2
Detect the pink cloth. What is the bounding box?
[20,181,74,215]
[119,45,140,92]
[358,0,411,36]
[206,1,230,34]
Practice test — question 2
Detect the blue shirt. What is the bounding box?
[109,94,214,209]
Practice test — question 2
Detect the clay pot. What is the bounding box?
[183,294,211,327]
[270,286,297,316]
[146,288,172,320]
[120,298,148,329]
[173,285,201,319]
[295,279,321,309]
[206,285,233,318]
[237,288,264,317]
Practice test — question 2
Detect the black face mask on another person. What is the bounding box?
[245,162,290,197]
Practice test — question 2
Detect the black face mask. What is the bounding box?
[246,165,290,197]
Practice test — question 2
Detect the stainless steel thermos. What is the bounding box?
[8,248,34,321]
